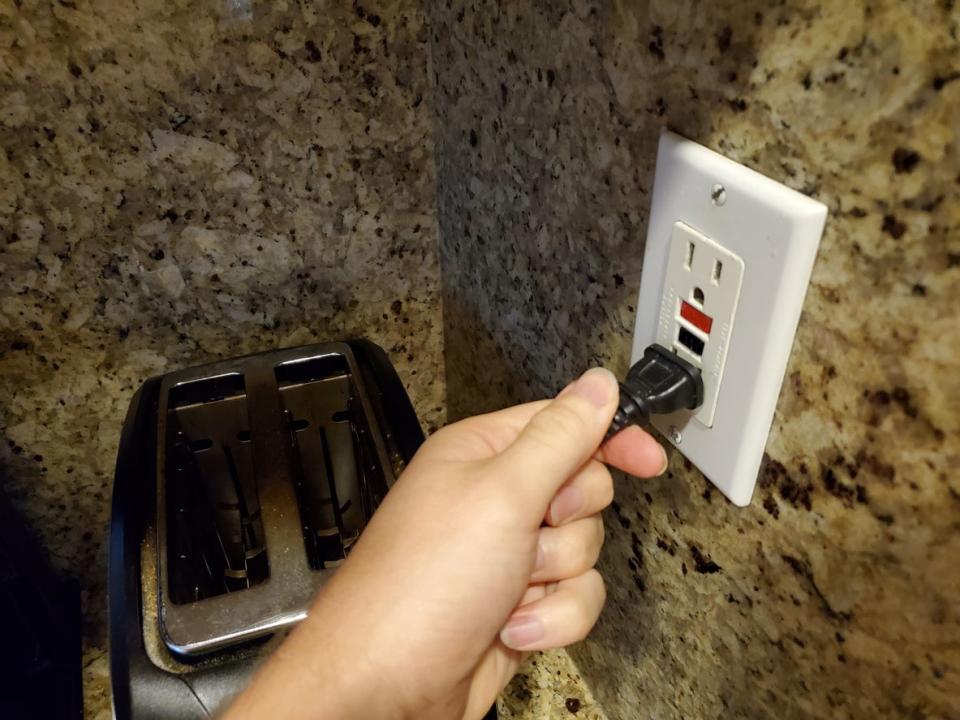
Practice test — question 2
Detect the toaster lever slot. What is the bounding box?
[276,355,374,570]
[164,374,269,605]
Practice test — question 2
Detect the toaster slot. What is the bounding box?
[165,373,269,604]
[275,355,376,570]
[151,343,402,658]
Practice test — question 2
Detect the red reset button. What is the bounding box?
[680,300,713,335]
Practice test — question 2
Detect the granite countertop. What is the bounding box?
[498,650,607,720]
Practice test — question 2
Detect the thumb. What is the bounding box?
[488,367,619,512]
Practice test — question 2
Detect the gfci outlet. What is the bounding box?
[633,131,827,506]
[658,222,744,428]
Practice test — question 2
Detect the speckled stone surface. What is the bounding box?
[0,0,442,714]
[430,1,959,718]
[498,650,607,720]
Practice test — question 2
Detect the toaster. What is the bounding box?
[108,340,425,718]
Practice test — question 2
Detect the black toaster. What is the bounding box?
[108,340,425,718]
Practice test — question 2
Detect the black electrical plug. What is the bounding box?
[606,344,704,439]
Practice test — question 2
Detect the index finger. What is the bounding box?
[436,397,667,479]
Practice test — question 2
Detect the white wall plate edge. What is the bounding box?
[632,130,827,506]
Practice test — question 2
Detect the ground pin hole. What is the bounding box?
[292,418,310,431]
[693,287,705,304]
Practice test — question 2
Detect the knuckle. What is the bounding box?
[592,516,605,549]
[571,579,592,616]
[588,569,607,605]
[567,624,588,644]
[427,420,459,442]
[594,466,615,506]
[579,520,603,567]
[419,424,454,453]
[571,534,591,571]
[600,478,615,508]
[579,545,598,573]
[569,595,596,640]
[579,462,614,509]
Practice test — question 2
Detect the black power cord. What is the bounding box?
[606,344,704,439]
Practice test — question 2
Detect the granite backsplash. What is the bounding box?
[1,0,958,717]
[0,0,442,713]
[429,1,958,718]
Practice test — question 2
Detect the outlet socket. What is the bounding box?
[632,131,826,506]
[656,221,744,428]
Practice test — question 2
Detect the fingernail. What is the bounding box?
[500,614,545,649]
[549,484,584,524]
[656,444,669,476]
[535,543,546,570]
[571,367,616,408]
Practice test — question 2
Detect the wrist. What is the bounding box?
[226,590,409,720]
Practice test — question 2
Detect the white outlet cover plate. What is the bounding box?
[632,131,827,506]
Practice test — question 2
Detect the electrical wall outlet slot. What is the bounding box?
[632,131,826,506]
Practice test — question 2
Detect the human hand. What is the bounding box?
[226,368,667,720]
